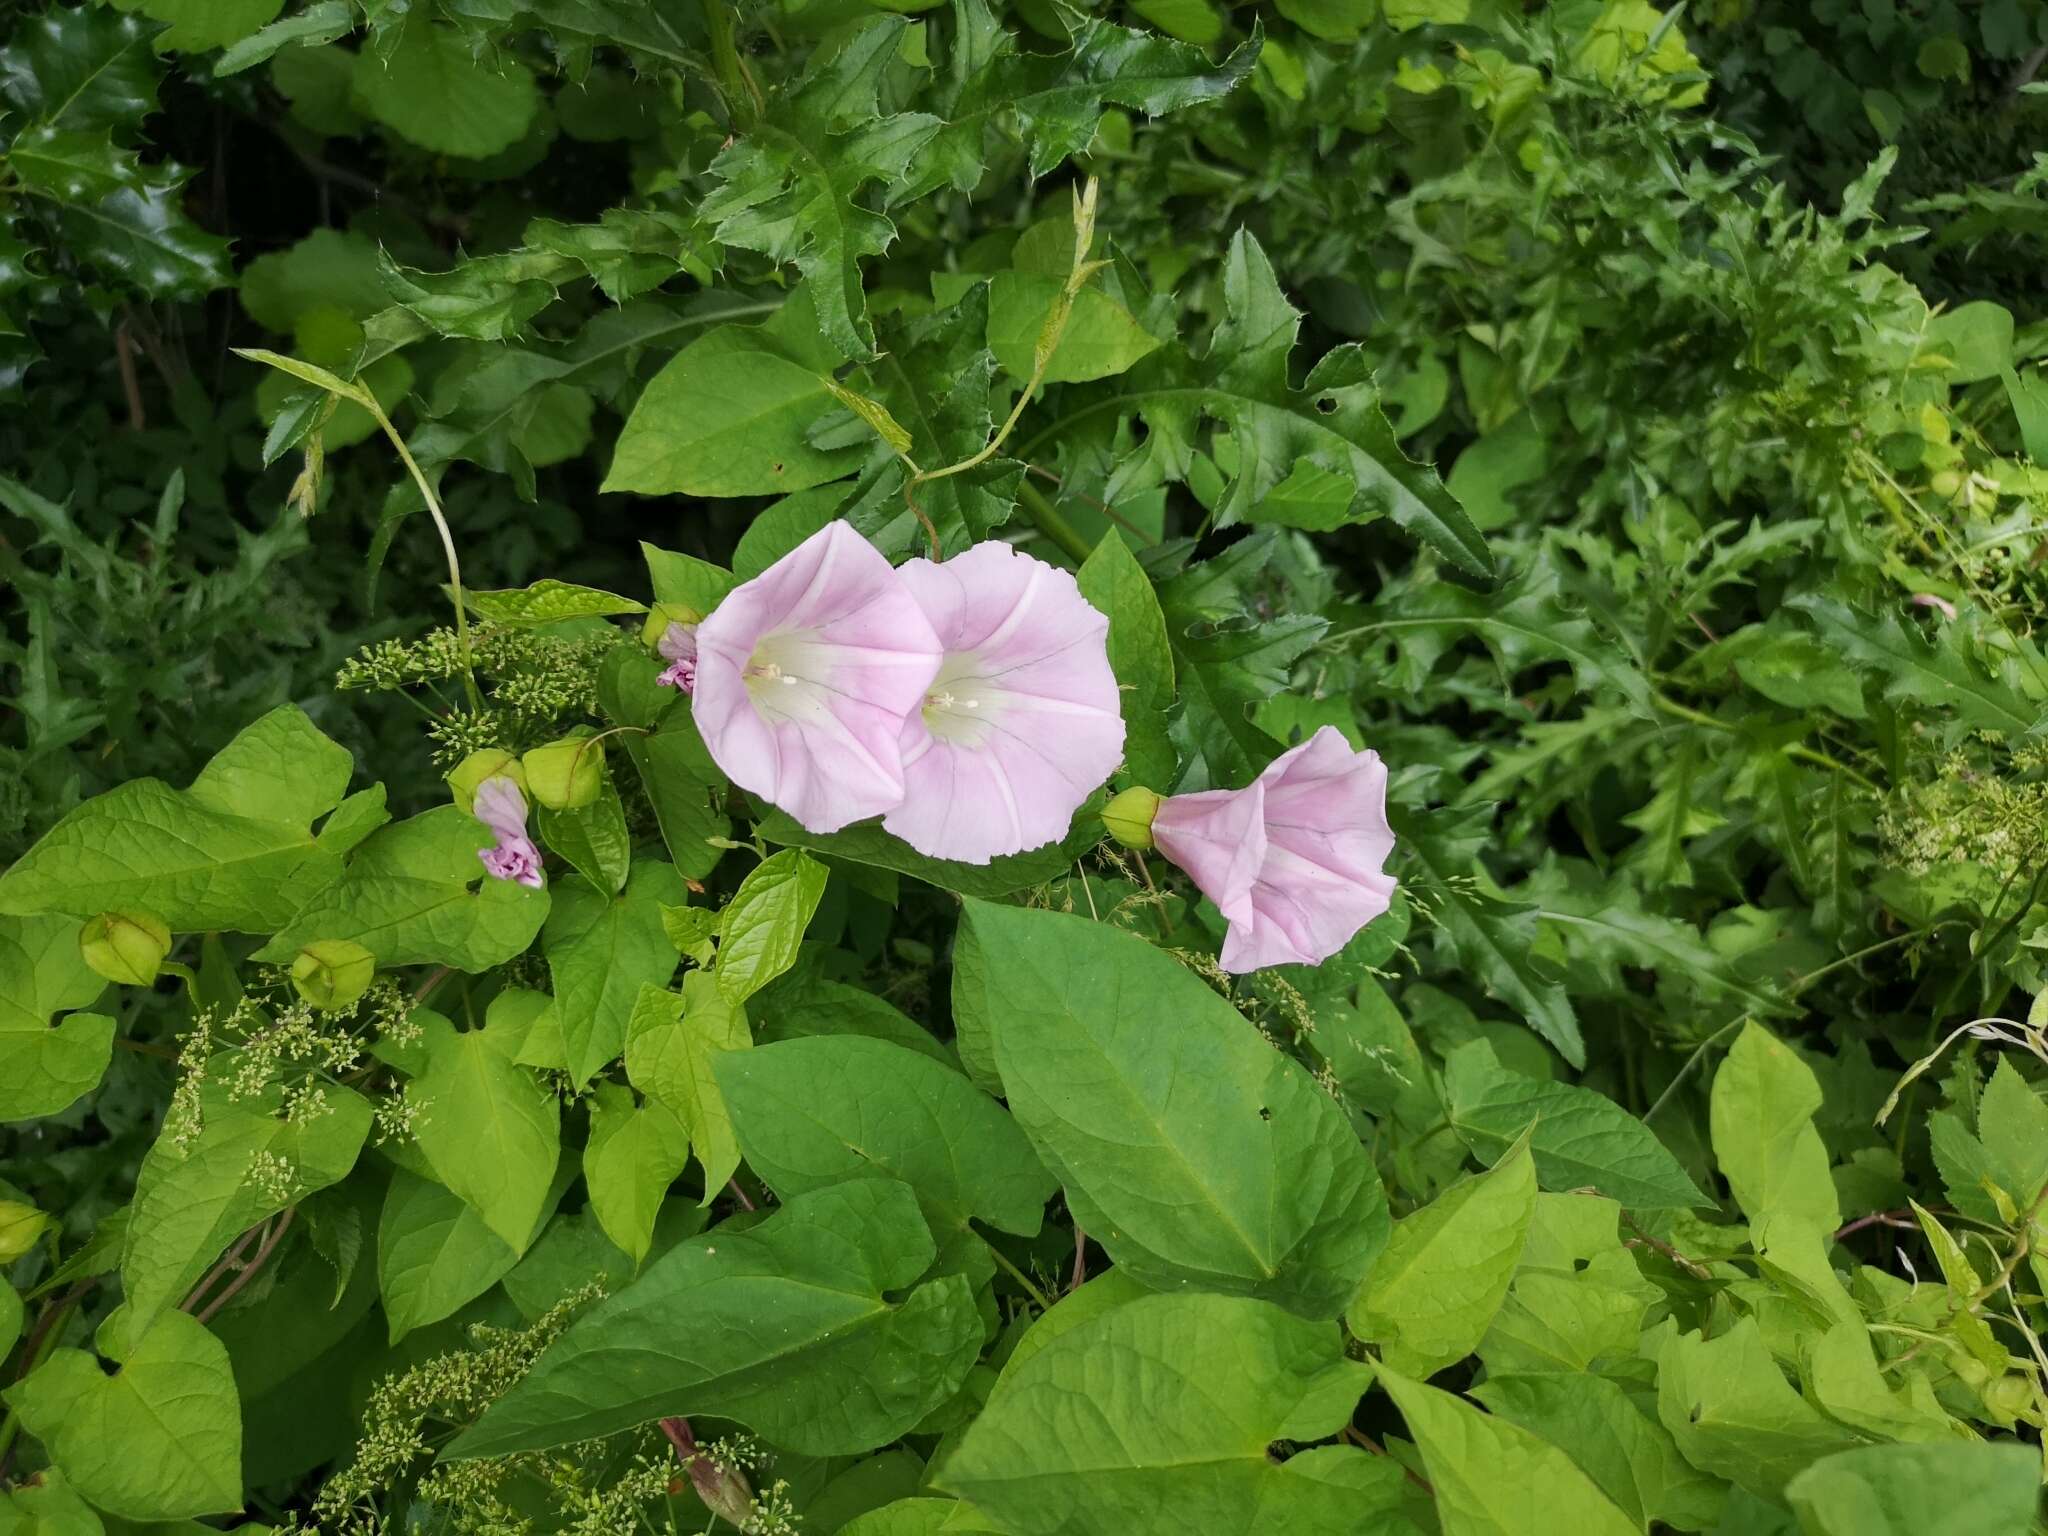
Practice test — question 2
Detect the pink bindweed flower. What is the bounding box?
[473,776,545,889]
[656,621,698,692]
[883,543,1125,864]
[1152,726,1396,973]
[692,522,944,834]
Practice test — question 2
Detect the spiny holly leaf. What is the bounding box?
[914,0,1262,191]
[1043,232,1492,582]
[701,16,941,359]
[0,9,160,134]
[1394,801,1582,1068]
[52,174,232,300]
[1789,596,2041,736]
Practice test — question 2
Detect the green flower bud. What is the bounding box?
[641,601,703,649]
[523,734,604,810]
[447,749,526,814]
[0,1201,49,1263]
[80,910,171,987]
[291,939,377,1012]
[1101,785,1162,851]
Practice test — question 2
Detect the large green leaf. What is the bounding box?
[350,17,538,158]
[1785,1443,2039,1536]
[1709,1023,1840,1230]
[4,1309,241,1521]
[0,913,113,1121]
[934,1293,1383,1536]
[255,806,549,972]
[0,9,159,133]
[1442,1041,1710,1210]
[408,999,562,1252]
[955,901,1386,1318]
[716,1035,1055,1235]
[1655,1318,1856,1499]
[603,320,867,496]
[377,1167,549,1342]
[116,1076,372,1349]
[0,706,351,933]
[1378,1369,1639,1536]
[715,849,827,1005]
[446,1180,983,1459]
[1790,597,2039,735]
[626,976,752,1200]
[1349,1139,1536,1377]
[542,861,686,1086]
[583,1081,691,1266]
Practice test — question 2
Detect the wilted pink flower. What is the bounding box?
[656,621,698,692]
[1910,593,1958,621]
[883,543,1125,864]
[1152,727,1396,973]
[692,522,943,834]
[473,776,545,889]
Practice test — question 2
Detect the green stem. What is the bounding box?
[1018,480,1093,565]
[982,1236,1053,1313]
[701,0,759,125]
[1642,1018,1745,1125]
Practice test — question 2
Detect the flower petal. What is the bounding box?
[884,543,1126,863]
[1153,778,1268,939]
[693,522,943,833]
[472,777,530,842]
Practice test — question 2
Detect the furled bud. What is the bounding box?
[687,1455,756,1529]
[0,1201,49,1263]
[291,939,377,1012]
[1100,785,1162,851]
[447,749,526,814]
[80,911,171,987]
[523,734,604,810]
[640,601,704,650]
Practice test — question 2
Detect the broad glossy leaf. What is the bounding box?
[7,126,142,202]
[1472,1372,1724,1532]
[716,1035,1054,1235]
[107,0,281,53]
[934,1293,1378,1536]
[543,862,685,1085]
[1076,531,1176,785]
[584,1081,690,1266]
[1654,1318,1856,1499]
[0,9,157,132]
[1443,1041,1710,1209]
[1785,1443,2038,1536]
[1349,1139,1536,1377]
[409,998,562,1251]
[377,1168,525,1341]
[255,806,549,972]
[5,1309,241,1521]
[0,913,113,1121]
[447,1180,983,1458]
[0,706,351,932]
[955,901,1387,1318]
[117,1076,371,1347]
[717,849,827,1005]
[626,976,751,1199]
[1710,1023,1840,1230]
[1378,1368,1638,1536]
[604,321,865,495]
[55,177,232,300]
[351,19,538,158]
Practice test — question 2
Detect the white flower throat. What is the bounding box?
[922,655,998,743]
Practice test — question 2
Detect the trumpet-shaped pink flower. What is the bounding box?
[656,621,698,692]
[692,522,943,834]
[883,543,1124,864]
[473,776,545,889]
[1152,727,1396,972]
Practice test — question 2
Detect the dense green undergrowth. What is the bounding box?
[9,0,2048,1533]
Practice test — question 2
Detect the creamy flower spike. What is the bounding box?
[884,542,1125,864]
[472,776,545,889]
[1152,726,1396,972]
[692,521,943,834]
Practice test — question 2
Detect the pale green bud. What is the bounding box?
[524,734,604,810]
[641,601,704,649]
[448,749,525,814]
[1101,786,1162,851]
[292,939,377,1012]
[80,911,171,987]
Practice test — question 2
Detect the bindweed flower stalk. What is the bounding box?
[1149,727,1397,972]
[692,522,943,834]
[472,776,545,889]
[884,543,1125,864]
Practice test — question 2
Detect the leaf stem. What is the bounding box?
[194,1208,296,1325]
[1017,480,1093,564]
[1642,1017,1745,1124]
[701,0,762,126]
[982,1236,1053,1313]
